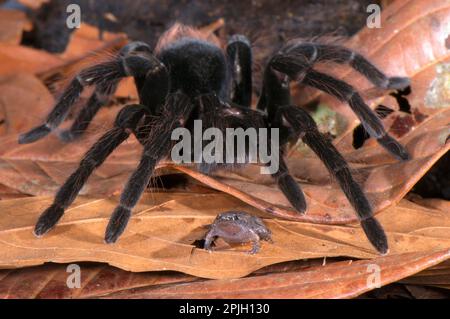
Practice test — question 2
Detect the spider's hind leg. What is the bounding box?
[302,69,410,160]
[259,64,387,253]
[277,105,388,254]
[279,42,410,90]
[270,48,411,161]
[272,156,307,214]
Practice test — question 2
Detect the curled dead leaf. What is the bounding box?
[1,250,448,299]
[0,9,32,45]
[101,249,450,299]
[0,194,449,279]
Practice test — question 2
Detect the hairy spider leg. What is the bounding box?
[277,105,388,254]
[34,42,170,236]
[59,81,119,142]
[272,156,307,213]
[280,42,410,90]
[259,59,390,253]
[226,35,253,107]
[257,66,308,213]
[18,42,161,144]
[105,92,194,243]
[34,104,149,237]
[302,70,410,161]
[270,42,410,160]
[262,52,393,252]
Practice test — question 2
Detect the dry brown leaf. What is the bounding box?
[401,259,450,289]
[408,195,450,212]
[103,249,450,298]
[0,43,64,76]
[0,193,449,279]
[295,0,450,119]
[17,0,49,9]
[1,252,448,299]
[0,73,54,137]
[0,256,335,299]
[0,263,197,299]
[59,23,128,61]
[0,9,32,45]
[0,184,28,200]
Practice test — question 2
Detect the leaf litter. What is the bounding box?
[0,0,449,297]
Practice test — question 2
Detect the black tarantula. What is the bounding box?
[19,24,410,254]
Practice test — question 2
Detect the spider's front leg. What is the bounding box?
[19,41,161,144]
[34,104,150,236]
[104,92,194,243]
[34,44,170,237]
[58,81,119,142]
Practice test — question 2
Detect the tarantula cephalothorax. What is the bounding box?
[19,24,410,254]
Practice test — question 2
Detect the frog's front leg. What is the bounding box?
[204,231,217,252]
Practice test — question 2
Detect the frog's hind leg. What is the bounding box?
[248,233,261,254]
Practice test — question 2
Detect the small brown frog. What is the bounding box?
[204,211,272,254]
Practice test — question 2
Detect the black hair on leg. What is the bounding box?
[19,41,163,144]
[277,105,388,254]
[269,51,410,161]
[59,81,119,142]
[300,70,410,160]
[278,42,410,90]
[272,157,307,214]
[105,92,194,243]
[34,104,149,237]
